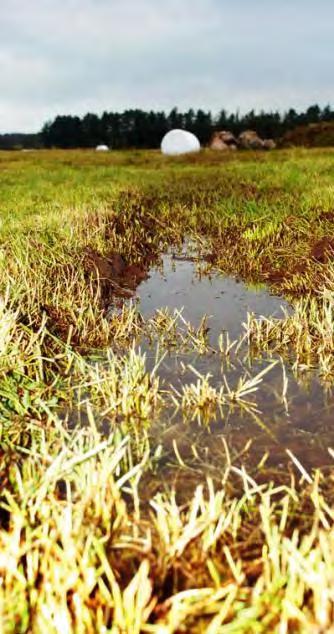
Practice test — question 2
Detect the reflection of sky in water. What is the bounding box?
[135,253,334,473]
[137,253,289,342]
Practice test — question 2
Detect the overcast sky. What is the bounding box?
[0,0,333,132]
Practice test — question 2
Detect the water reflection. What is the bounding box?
[134,252,334,476]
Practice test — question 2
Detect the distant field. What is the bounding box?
[1,146,334,236]
[1,148,334,633]
[1,146,334,302]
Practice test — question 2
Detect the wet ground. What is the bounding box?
[138,252,287,341]
[132,251,334,481]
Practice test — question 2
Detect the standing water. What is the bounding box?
[133,251,334,480]
[138,253,287,341]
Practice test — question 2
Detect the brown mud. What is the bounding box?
[84,247,150,301]
[311,236,334,263]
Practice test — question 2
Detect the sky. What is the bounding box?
[0,0,333,132]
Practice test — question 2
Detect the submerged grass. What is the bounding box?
[0,147,334,631]
[245,263,334,378]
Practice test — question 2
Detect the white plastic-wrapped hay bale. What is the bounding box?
[96,144,109,152]
[161,129,200,156]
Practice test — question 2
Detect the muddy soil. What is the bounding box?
[84,247,151,302]
[310,236,334,263]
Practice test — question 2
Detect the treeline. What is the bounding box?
[0,133,42,150]
[40,104,334,149]
[1,104,334,150]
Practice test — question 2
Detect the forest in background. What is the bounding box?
[1,104,334,149]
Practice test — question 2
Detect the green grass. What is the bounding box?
[0,147,334,632]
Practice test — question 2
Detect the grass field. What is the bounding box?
[1,147,334,632]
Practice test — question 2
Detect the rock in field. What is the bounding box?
[238,130,264,149]
[210,130,238,151]
[263,139,276,150]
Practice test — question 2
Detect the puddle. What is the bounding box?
[137,253,287,342]
[132,251,334,479]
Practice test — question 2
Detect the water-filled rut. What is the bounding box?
[130,250,334,480]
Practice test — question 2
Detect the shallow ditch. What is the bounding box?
[130,249,334,487]
[66,245,334,493]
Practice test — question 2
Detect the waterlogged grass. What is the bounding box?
[0,148,334,631]
[246,280,334,378]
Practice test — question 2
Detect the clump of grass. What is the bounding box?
[146,308,211,354]
[1,412,334,633]
[76,347,161,425]
[245,273,334,378]
[171,362,278,425]
[175,367,223,422]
